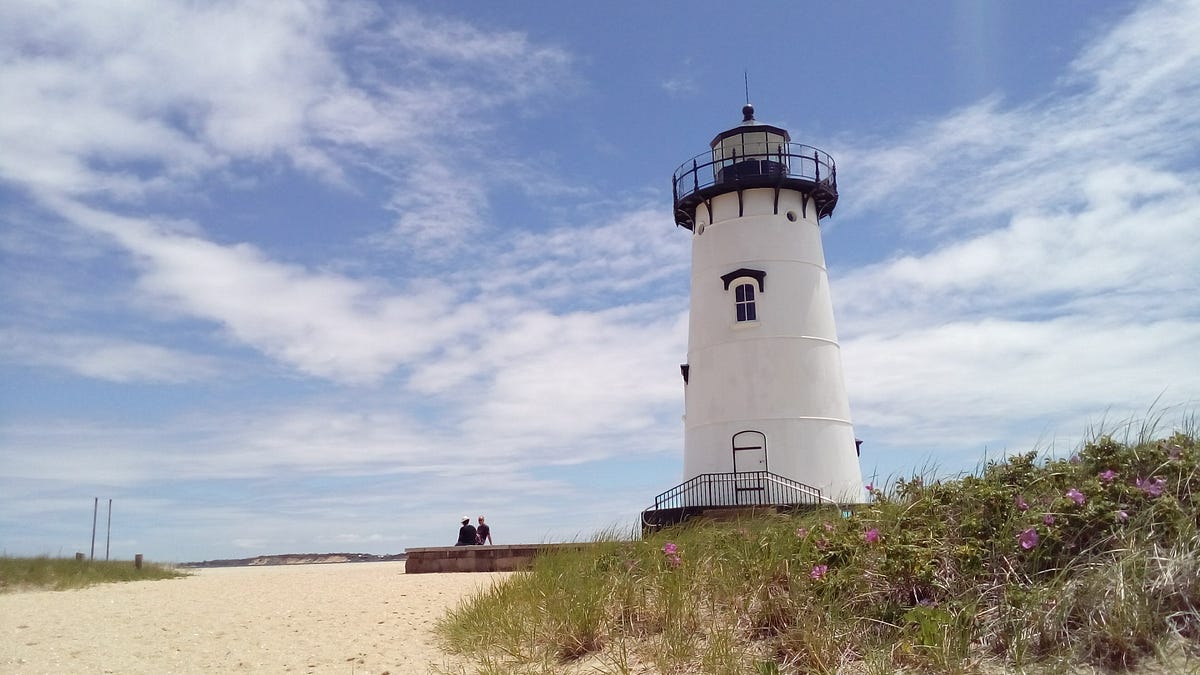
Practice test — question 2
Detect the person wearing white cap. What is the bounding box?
[454,515,477,546]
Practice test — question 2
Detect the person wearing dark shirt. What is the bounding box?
[455,516,477,546]
[476,515,492,545]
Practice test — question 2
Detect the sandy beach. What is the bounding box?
[0,562,510,674]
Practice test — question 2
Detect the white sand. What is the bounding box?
[0,562,510,674]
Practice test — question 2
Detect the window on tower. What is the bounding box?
[735,283,757,322]
[720,268,765,324]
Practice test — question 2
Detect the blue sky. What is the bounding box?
[2,0,1197,562]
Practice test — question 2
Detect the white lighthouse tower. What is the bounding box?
[650,104,863,521]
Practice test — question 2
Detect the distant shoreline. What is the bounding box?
[179,552,406,568]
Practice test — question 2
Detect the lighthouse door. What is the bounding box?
[732,431,767,505]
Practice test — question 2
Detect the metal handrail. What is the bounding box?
[648,471,831,511]
[671,143,837,206]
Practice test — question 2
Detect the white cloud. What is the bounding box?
[0,329,219,383]
[42,199,489,384]
[831,0,1200,459]
[3,0,1199,562]
[841,0,1200,234]
[845,317,1199,448]
[0,0,581,385]
[0,0,572,250]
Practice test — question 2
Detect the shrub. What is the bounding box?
[437,426,1199,674]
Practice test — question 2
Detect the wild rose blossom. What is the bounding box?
[662,542,677,555]
[810,564,828,580]
[1043,513,1056,526]
[864,482,873,492]
[1099,469,1117,483]
[1015,495,1029,511]
[864,528,880,544]
[667,554,681,568]
[1018,528,1039,550]
[1066,488,1086,505]
[1136,477,1166,497]
[795,527,808,538]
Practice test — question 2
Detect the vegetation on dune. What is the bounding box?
[0,556,186,593]
[437,421,1199,674]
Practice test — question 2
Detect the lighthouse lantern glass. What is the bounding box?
[711,129,789,182]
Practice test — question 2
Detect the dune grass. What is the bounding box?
[0,556,186,593]
[437,423,1199,674]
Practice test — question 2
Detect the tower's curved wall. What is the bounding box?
[682,187,864,502]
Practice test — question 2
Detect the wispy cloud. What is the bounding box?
[834,0,1200,457]
[0,0,572,250]
[0,329,220,383]
[2,0,1198,561]
[1,0,577,384]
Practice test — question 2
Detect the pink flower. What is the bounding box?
[823,522,835,532]
[1018,528,1039,550]
[815,537,829,550]
[864,482,874,492]
[1117,510,1129,523]
[667,554,681,568]
[795,527,808,538]
[864,527,880,544]
[1066,488,1086,505]
[1099,469,1117,483]
[1069,454,1081,464]
[1043,513,1056,526]
[810,564,828,580]
[1136,477,1166,497]
[1015,495,1029,511]
[662,542,677,555]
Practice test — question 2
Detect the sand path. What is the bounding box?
[0,562,509,674]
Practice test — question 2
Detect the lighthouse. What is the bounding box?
[647,104,863,523]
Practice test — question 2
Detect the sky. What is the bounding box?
[1,0,1197,563]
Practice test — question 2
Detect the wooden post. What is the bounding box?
[105,499,112,561]
[75,552,85,562]
[90,497,98,560]
[134,554,143,570]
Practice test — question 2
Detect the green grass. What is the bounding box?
[0,556,187,593]
[437,421,1200,674]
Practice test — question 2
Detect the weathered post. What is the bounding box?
[134,554,144,570]
[90,497,98,560]
[105,499,112,561]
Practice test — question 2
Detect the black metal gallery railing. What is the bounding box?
[647,471,829,512]
[671,144,839,228]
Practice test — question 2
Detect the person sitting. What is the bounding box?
[475,515,492,545]
[454,516,477,546]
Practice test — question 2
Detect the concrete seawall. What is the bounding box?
[404,543,588,573]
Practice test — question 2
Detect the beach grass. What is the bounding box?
[0,555,187,593]
[437,418,1199,673]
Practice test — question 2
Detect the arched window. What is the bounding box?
[720,268,765,324]
[735,283,756,322]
